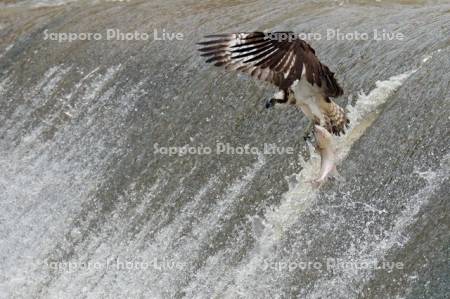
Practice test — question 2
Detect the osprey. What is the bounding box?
[197,31,349,137]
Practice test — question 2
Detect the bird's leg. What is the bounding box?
[303,119,314,141]
[265,89,288,109]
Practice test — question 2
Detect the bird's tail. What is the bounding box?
[323,99,349,136]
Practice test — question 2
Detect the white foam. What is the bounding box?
[0,64,72,147]
[193,153,266,239]
[37,153,266,298]
[0,63,130,298]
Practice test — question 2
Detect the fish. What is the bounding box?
[310,124,340,187]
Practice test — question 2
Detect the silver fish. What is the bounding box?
[310,125,339,186]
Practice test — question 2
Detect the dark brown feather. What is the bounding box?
[197,31,343,97]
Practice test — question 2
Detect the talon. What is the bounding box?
[265,98,275,109]
[303,120,314,141]
[303,132,312,141]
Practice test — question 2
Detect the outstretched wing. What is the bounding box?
[197,31,343,97]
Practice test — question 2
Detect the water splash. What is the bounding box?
[227,68,418,296]
[307,153,449,298]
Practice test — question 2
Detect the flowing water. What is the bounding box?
[0,0,449,298]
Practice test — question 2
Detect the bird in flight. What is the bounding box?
[197,31,349,138]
